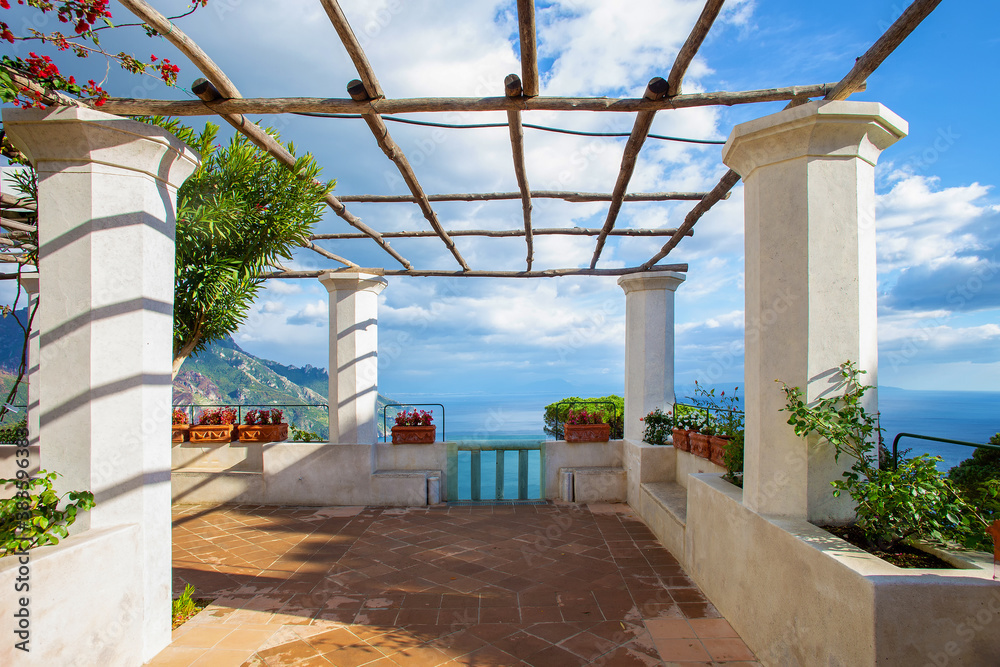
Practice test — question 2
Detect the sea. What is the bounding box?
[386,388,1000,500]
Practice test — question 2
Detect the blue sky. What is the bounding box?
[2,0,998,397]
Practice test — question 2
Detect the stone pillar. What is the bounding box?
[721,100,906,522]
[618,272,685,442]
[319,272,388,444]
[4,107,199,661]
[18,274,40,448]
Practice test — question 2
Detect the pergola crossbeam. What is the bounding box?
[98,81,855,117]
[335,191,719,203]
[303,240,360,269]
[266,264,689,279]
[312,227,693,240]
[667,0,726,97]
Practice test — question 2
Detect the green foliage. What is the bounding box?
[947,436,1000,551]
[723,430,745,486]
[0,418,26,445]
[641,407,673,445]
[289,425,323,442]
[0,470,96,556]
[172,584,198,623]
[672,404,702,431]
[543,396,623,439]
[139,118,335,373]
[779,361,994,552]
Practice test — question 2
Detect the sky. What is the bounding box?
[2,0,999,399]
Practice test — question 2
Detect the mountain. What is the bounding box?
[175,336,394,439]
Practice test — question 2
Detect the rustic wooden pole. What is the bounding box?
[303,240,360,269]
[335,191,716,203]
[318,0,385,99]
[312,227,692,240]
[346,80,471,271]
[590,77,670,269]
[516,0,539,97]
[641,169,741,269]
[505,74,534,270]
[265,264,689,279]
[192,79,412,269]
[825,0,943,101]
[116,0,241,98]
[667,0,726,97]
[99,82,856,116]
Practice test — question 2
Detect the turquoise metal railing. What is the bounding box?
[447,439,545,501]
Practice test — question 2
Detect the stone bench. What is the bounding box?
[372,469,443,505]
[639,481,687,558]
[558,466,626,503]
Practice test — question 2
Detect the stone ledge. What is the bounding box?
[641,481,687,526]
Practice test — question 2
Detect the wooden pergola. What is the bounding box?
[1,0,942,280]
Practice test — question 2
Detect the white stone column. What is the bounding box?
[17,274,40,448]
[722,100,906,522]
[618,272,685,442]
[4,107,198,661]
[319,272,387,445]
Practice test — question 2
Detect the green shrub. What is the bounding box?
[723,430,745,486]
[0,418,27,445]
[779,361,994,552]
[947,435,1000,551]
[543,395,623,440]
[641,408,673,445]
[289,424,323,442]
[0,470,96,556]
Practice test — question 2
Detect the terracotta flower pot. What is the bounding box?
[238,424,289,443]
[392,425,436,444]
[171,424,189,443]
[189,424,236,444]
[672,428,690,452]
[689,432,711,459]
[709,434,730,466]
[565,423,611,443]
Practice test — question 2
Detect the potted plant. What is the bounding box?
[641,407,673,446]
[189,406,238,443]
[564,408,610,443]
[672,408,697,452]
[689,413,713,459]
[238,408,289,443]
[172,408,190,443]
[709,388,744,466]
[391,409,435,444]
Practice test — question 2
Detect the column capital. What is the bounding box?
[722,100,908,179]
[319,271,388,295]
[617,271,686,295]
[2,106,199,189]
[18,272,39,295]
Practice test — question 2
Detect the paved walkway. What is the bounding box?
[149,503,759,666]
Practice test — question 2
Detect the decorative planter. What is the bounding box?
[171,425,189,443]
[188,424,236,444]
[238,424,289,443]
[565,423,611,443]
[709,434,730,466]
[392,425,436,444]
[689,432,711,459]
[672,428,690,452]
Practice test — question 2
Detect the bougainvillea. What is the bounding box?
[394,409,433,427]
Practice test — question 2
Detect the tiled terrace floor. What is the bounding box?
[149,503,759,666]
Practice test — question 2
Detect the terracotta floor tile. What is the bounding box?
[688,618,739,638]
[652,638,712,662]
[645,618,696,639]
[214,628,279,651]
[319,643,385,666]
[144,646,206,667]
[257,638,323,665]
[558,630,617,660]
[454,645,525,666]
[172,625,235,649]
[598,645,665,666]
[188,648,255,667]
[520,644,582,667]
[703,637,757,661]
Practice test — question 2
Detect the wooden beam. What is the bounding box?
[516,0,539,97]
[642,169,741,269]
[318,0,385,99]
[826,0,943,101]
[667,0,726,96]
[0,219,37,234]
[505,74,534,270]
[335,190,718,203]
[265,264,689,279]
[192,79,412,269]
[0,193,36,211]
[116,0,241,98]
[590,77,670,269]
[346,80,471,271]
[303,240,360,269]
[100,81,856,116]
[312,227,693,240]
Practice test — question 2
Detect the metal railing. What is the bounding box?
[172,403,328,424]
[380,403,446,442]
[891,432,1000,469]
[446,440,544,501]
